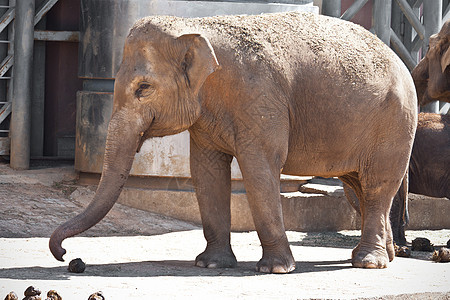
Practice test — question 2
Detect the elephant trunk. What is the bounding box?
[49,109,151,261]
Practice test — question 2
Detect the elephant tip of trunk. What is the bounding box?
[49,232,67,262]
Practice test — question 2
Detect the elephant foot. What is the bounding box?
[256,253,296,274]
[195,247,237,269]
[352,244,389,269]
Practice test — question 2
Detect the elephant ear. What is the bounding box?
[176,34,220,95]
[411,57,429,105]
[441,46,450,73]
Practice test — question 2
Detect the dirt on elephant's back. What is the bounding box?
[132,12,391,82]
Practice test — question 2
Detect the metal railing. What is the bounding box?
[0,0,60,164]
[323,0,449,114]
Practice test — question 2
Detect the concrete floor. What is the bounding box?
[0,162,449,299]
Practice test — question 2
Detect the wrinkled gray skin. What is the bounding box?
[350,19,450,245]
[346,113,449,245]
[50,12,417,272]
[408,114,449,198]
[393,113,449,245]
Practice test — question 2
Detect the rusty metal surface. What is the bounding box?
[0,136,9,154]
[76,0,317,177]
[44,0,82,157]
[78,0,317,79]
[34,30,80,42]
[75,91,113,173]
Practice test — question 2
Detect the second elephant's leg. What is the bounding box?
[190,138,237,269]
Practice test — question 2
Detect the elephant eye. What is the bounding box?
[135,82,154,99]
[139,83,151,90]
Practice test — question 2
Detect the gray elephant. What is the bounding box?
[389,20,450,245]
[347,113,449,245]
[412,20,450,106]
[348,20,450,245]
[408,113,449,198]
[50,12,417,272]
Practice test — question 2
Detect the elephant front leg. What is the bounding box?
[238,154,295,273]
[190,138,237,269]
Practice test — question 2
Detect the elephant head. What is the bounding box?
[49,24,219,261]
[412,20,450,106]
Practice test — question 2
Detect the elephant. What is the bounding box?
[345,113,449,245]
[412,20,450,106]
[346,20,450,245]
[49,12,417,272]
[408,113,449,199]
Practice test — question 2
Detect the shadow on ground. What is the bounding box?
[0,258,354,281]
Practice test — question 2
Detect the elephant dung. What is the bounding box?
[23,286,41,300]
[45,290,62,300]
[394,244,411,258]
[68,258,86,273]
[87,292,105,300]
[4,292,18,300]
[432,248,450,263]
[411,237,434,252]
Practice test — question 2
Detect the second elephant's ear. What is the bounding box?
[176,34,220,95]
[441,47,450,73]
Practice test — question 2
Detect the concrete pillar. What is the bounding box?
[10,0,35,169]
[421,0,442,113]
[322,0,341,17]
[373,0,392,46]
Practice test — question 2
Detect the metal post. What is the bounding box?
[421,0,442,113]
[373,0,392,46]
[322,0,341,18]
[10,0,35,169]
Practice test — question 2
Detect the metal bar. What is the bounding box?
[0,101,10,123]
[444,4,450,19]
[10,0,35,170]
[34,0,59,26]
[0,7,14,34]
[390,29,417,70]
[412,0,422,9]
[395,0,425,40]
[440,103,450,114]
[322,0,341,18]
[373,0,392,46]
[341,0,369,21]
[0,54,13,77]
[411,34,422,52]
[421,0,442,113]
[34,30,80,42]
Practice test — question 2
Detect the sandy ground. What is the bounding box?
[0,161,449,299]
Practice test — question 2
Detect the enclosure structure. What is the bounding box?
[1,0,449,169]
[322,0,449,114]
[0,0,81,168]
[0,1,449,231]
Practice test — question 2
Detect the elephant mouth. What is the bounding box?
[136,117,154,153]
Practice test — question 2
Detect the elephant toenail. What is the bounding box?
[207,263,218,268]
[195,261,206,268]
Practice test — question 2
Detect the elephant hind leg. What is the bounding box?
[340,170,398,268]
[352,149,410,268]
